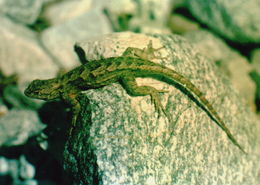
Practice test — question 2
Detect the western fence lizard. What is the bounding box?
[24,41,246,153]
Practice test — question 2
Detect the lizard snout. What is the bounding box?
[24,79,61,100]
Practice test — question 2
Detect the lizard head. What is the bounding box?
[24,79,61,101]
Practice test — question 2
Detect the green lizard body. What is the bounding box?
[24,42,246,153]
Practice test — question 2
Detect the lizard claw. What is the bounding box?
[150,92,171,122]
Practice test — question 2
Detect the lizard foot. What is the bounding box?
[150,90,172,122]
[122,40,166,60]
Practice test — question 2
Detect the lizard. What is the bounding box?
[24,41,246,154]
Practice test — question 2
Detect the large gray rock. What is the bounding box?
[63,32,259,184]
[186,0,260,43]
[0,0,44,24]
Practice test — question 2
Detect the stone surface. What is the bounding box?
[184,30,232,62]
[63,32,260,185]
[0,17,59,91]
[43,0,92,25]
[0,0,44,24]
[0,109,46,146]
[184,30,255,109]
[41,8,112,69]
[185,0,260,43]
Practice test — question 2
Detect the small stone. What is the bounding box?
[19,155,35,180]
[43,0,92,25]
[41,9,112,68]
[168,14,200,34]
[0,17,59,91]
[0,0,44,24]
[0,110,46,146]
[0,157,9,174]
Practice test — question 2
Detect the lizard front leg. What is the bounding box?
[122,40,166,60]
[61,90,81,135]
[120,75,171,122]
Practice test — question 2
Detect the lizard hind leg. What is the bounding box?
[120,76,171,122]
[61,91,81,135]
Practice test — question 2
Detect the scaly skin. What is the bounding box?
[24,42,246,153]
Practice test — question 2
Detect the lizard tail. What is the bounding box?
[147,65,246,153]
